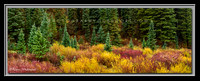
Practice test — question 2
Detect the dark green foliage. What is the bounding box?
[90,27,97,46]
[61,24,71,47]
[146,20,157,51]
[162,42,167,49]
[8,8,26,42]
[71,38,74,48]
[73,36,78,49]
[129,38,134,49]
[40,11,51,40]
[33,28,49,59]
[32,8,43,27]
[28,23,37,53]
[97,26,106,44]
[16,29,26,54]
[142,38,146,48]
[175,8,192,48]
[82,8,91,42]
[49,14,58,43]
[68,8,79,34]
[104,32,112,52]
[78,36,84,44]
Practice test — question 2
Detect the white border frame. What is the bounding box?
[4,4,195,76]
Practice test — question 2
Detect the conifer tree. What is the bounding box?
[82,8,91,42]
[71,38,74,48]
[147,20,157,51]
[162,42,167,49]
[61,23,71,47]
[78,36,84,44]
[74,36,78,49]
[104,32,112,52]
[175,34,179,49]
[32,28,49,59]
[49,14,57,43]
[90,27,97,46]
[97,26,106,44]
[40,11,51,40]
[142,38,146,49]
[16,29,26,54]
[129,38,134,49]
[8,8,25,42]
[28,23,37,53]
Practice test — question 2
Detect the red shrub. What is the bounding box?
[113,49,143,59]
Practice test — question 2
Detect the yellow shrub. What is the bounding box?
[143,48,153,55]
[169,63,191,73]
[50,42,60,54]
[98,51,121,67]
[156,67,170,73]
[59,46,76,58]
[60,57,109,73]
[90,44,104,52]
[133,46,143,51]
[112,58,135,73]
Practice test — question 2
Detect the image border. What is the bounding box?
[4,4,195,76]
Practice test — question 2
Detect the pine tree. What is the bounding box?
[28,23,37,53]
[71,38,74,48]
[82,8,91,42]
[175,34,179,49]
[142,38,146,49]
[162,42,167,49]
[104,32,112,52]
[74,36,78,49]
[40,11,51,39]
[97,26,106,44]
[78,36,84,44]
[129,38,134,49]
[8,8,26,42]
[90,27,97,46]
[61,23,71,47]
[32,8,43,27]
[49,14,57,43]
[16,29,26,54]
[146,20,157,51]
[32,28,49,59]
[68,8,78,34]
[108,8,122,46]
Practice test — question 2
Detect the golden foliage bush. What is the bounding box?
[112,58,135,73]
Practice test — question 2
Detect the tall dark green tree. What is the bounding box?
[8,8,26,42]
[49,14,58,43]
[129,38,134,49]
[146,20,157,51]
[97,26,106,44]
[28,23,37,53]
[73,36,78,49]
[32,28,49,59]
[78,36,84,44]
[175,8,192,48]
[32,8,43,27]
[82,8,91,42]
[104,32,112,52]
[90,27,97,46]
[142,38,146,49]
[40,11,51,39]
[16,29,26,54]
[70,38,74,48]
[61,24,71,47]
[175,34,179,49]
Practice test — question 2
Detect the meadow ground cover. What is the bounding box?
[7,42,192,73]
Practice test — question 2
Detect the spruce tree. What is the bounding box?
[78,36,84,44]
[74,36,78,49]
[61,23,71,47]
[129,38,134,49]
[90,27,97,46]
[40,11,51,40]
[142,38,146,49]
[32,28,49,59]
[82,8,91,42]
[28,23,37,53]
[71,38,74,48]
[162,42,167,49]
[16,29,26,54]
[97,26,106,44]
[8,8,25,42]
[146,20,157,51]
[104,32,112,52]
[49,14,57,43]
